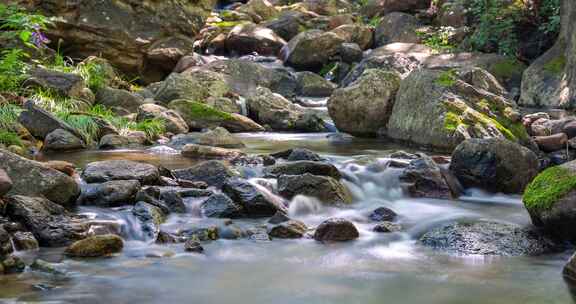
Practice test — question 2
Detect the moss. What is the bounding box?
[543,55,566,75]
[523,166,576,212]
[490,59,524,80]
[444,111,464,132]
[0,131,22,147]
[435,69,457,87]
[174,100,233,121]
[211,21,246,28]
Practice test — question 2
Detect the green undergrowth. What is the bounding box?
[0,130,22,147]
[524,166,576,212]
[435,69,458,87]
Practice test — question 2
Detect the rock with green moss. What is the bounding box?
[168,99,264,132]
[281,30,345,70]
[328,69,401,137]
[152,71,230,105]
[450,138,539,194]
[523,161,576,240]
[65,234,124,258]
[386,68,529,151]
[236,0,279,22]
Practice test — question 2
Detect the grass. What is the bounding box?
[0,130,22,147]
[523,166,576,212]
[0,103,22,131]
[435,69,458,87]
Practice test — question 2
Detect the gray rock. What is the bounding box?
[270,148,323,162]
[65,234,124,257]
[43,129,85,151]
[374,13,422,47]
[96,87,149,113]
[200,194,243,218]
[264,161,341,179]
[98,134,143,150]
[314,218,359,242]
[226,23,286,56]
[25,67,86,98]
[399,154,454,199]
[184,240,204,253]
[369,207,397,222]
[268,220,308,239]
[11,231,39,251]
[419,221,558,256]
[172,160,238,188]
[0,149,80,206]
[373,221,402,233]
[0,169,13,197]
[132,201,166,240]
[296,71,337,97]
[82,160,160,184]
[278,173,352,205]
[222,178,287,217]
[281,30,345,70]
[18,100,82,139]
[81,180,141,207]
[136,104,189,135]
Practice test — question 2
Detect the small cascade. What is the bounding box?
[288,195,323,217]
[236,96,249,116]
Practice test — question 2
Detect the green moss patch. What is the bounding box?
[435,70,457,87]
[543,55,566,75]
[0,130,22,147]
[490,59,524,81]
[444,111,464,132]
[174,100,233,121]
[524,166,576,212]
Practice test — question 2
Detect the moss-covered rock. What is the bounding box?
[281,30,345,70]
[523,160,576,240]
[168,99,264,132]
[152,71,230,105]
[386,68,528,151]
[65,234,124,258]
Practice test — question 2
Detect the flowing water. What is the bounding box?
[1,133,574,304]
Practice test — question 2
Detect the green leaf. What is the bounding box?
[19,30,31,43]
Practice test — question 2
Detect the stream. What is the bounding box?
[0,132,573,304]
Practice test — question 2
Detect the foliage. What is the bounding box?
[130,119,166,140]
[0,103,22,131]
[435,69,458,87]
[416,27,456,54]
[0,130,22,147]
[524,166,576,212]
[538,0,561,34]
[56,111,101,143]
[0,4,51,49]
[0,49,27,93]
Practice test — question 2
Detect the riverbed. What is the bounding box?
[1,132,573,304]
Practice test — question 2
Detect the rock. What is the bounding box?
[341,53,421,87]
[337,42,364,63]
[98,134,143,150]
[136,104,189,135]
[361,0,431,18]
[0,169,13,197]
[81,180,141,207]
[237,0,279,21]
[30,259,65,275]
[96,87,148,113]
[278,173,352,205]
[264,161,341,179]
[270,148,323,161]
[419,221,557,256]
[223,178,287,217]
[168,99,264,132]
[181,144,244,159]
[192,127,245,148]
[314,218,359,242]
[82,160,160,185]
[296,72,337,97]
[182,224,219,241]
[330,24,373,51]
[268,220,308,238]
[11,231,39,251]
[263,11,307,41]
[534,133,568,152]
[2,255,25,274]
[5,195,88,246]
[134,187,186,214]
[0,226,13,258]
[226,23,286,56]
[65,234,124,257]
[387,68,529,151]
[159,190,187,213]
[437,0,468,27]
[43,129,85,151]
[37,0,215,82]
[172,160,238,188]
[0,149,80,206]
[522,160,576,241]
[41,161,77,177]
[246,87,325,132]
[18,100,81,139]
[374,13,421,48]
[24,67,86,98]
[328,69,401,136]
[369,207,398,222]
[281,30,345,70]
[152,70,230,105]
[399,154,454,199]
[450,138,539,194]
[200,193,243,218]
[132,201,166,240]
[373,221,402,233]
[184,240,204,253]
[202,59,299,98]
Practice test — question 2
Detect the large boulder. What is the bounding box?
[35,0,216,82]
[132,201,166,240]
[278,174,352,205]
[374,13,422,48]
[361,0,431,18]
[236,0,279,21]
[0,149,80,206]
[419,220,557,256]
[386,68,529,151]
[523,160,576,241]
[226,23,286,56]
[296,72,337,97]
[82,160,160,184]
[281,30,345,70]
[201,59,299,98]
[330,24,373,50]
[0,169,12,197]
[399,154,454,199]
[314,218,359,242]
[181,144,243,159]
[5,195,88,246]
[450,138,539,194]
[264,161,341,179]
[24,67,86,98]
[328,69,401,137]
[246,87,325,132]
[168,99,264,132]
[95,87,149,113]
[151,71,230,105]
[341,53,421,86]
[172,160,238,188]
[200,193,243,218]
[65,234,124,257]
[80,180,141,207]
[263,11,308,41]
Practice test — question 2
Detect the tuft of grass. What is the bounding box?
[0,130,22,147]
[523,166,576,212]
[0,103,23,131]
[55,111,100,144]
[76,60,109,91]
[132,119,166,140]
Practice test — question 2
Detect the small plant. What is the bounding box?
[77,60,109,91]
[0,4,51,49]
[0,130,22,147]
[0,49,27,93]
[0,103,23,131]
[132,119,166,140]
[416,27,456,54]
[435,69,458,87]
